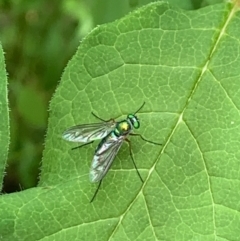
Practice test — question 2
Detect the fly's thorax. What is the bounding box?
[114,120,132,137]
[127,114,140,129]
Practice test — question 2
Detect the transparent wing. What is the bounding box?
[62,120,116,143]
[89,133,126,182]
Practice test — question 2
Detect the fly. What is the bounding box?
[62,102,161,202]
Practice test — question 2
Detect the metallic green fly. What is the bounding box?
[62,102,161,202]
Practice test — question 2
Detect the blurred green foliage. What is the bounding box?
[0,0,222,192]
[0,0,146,193]
[0,0,84,191]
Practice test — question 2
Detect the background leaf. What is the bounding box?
[0,44,10,191]
[1,1,240,240]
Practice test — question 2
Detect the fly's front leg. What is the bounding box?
[125,139,143,183]
[129,133,161,146]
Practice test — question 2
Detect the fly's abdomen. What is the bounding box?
[89,132,125,182]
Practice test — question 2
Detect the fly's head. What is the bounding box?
[127,114,140,129]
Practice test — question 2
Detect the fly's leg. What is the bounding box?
[91,112,108,122]
[129,133,161,146]
[125,139,144,183]
[71,141,94,150]
[91,112,115,123]
[134,102,145,114]
[90,180,102,203]
[91,112,117,125]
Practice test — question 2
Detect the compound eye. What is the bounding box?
[128,114,140,129]
[133,119,140,129]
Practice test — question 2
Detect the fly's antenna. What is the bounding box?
[134,102,145,114]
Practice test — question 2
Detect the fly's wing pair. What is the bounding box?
[62,119,116,143]
[62,118,128,183]
[89,133,126,182]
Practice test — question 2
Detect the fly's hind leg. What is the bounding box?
[90,180,102,203]
[71,141,94,150]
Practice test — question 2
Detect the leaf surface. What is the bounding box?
[1,2,240,240]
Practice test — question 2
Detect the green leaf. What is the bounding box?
[16,85,47,127]
[0,43,10,191]
[1,1,240,240]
